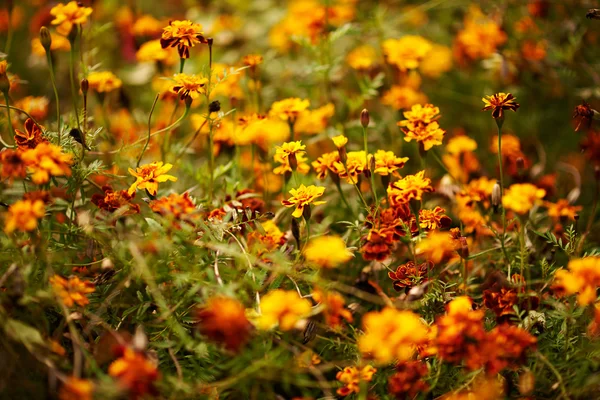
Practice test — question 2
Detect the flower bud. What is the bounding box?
[360,108,369,128]
[291,217,301,246]
[458,237,469,259]
[40,27,52,52]
[302,205,312,221]
[381,174,390,190]
[207,37,214,46]
[289,153,298,172]
[0,62,10,95]
[80,78,89,95]
[363,167,371,179]
[184,95,193,108]
[337,146,347,164]
[492,181,502,211]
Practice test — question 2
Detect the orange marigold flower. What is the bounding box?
[346,45,377,70]
[502,183,546,215]
[170,73,208,101]
[381,85,427,110]
[443,134,480,183]
[14,96,50,121]
[91,185,140,215]
[545,199,582,221]
[132,15,163,37]
[358,307,429,363]
[383,36,432,71]
[243,54,263,67]
[197,296,253,352]
[273,140,310,175]
[414,206,452,231]
[336,365,376,396]
[14,118,47,150]
[0,149,27,182]
[588,303,600,337]
[387,170,433,207]
[415,230,457,265]
[312,151,339,180]
[269,98,310,122]
[484,324,537,374]
[454,7,507,63]
[332,150,369,183]
[294,103,335,135]
[388,361,430,399]
[20,142,73,185]
[247,220,286,258]
[160,20,207,59]
[397,104,445,150]
[388,261,433,291]
[149,192,199,223]
[304,235,353,268]
[313,289,353,328]
[4,199,46,234]
[50,275,95,307]
[256,290,312,330]
[50,1,93,36]
[109,347,159,399]
[282,184,326,218]
[127,162,177,196]
[482,92,520,120]
[554,257,600,305]
[59,377,93,400]
[373,150,409,177]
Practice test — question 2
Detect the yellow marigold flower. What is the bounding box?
[236,114,289,149]
[170,73,208,101]
[312,151,339,180]
[31,33,71,57]
[87,71,122,93]
[243,54,263,67]
[50,1,93,37]
[333,150,369,184]
[398,103,446,150]
[256,290,312,330]
[446,135,477,155]
[419,44,453,78]
[294,103,335,135]
[128,162,177,196]
[400,103,441,126]
[373,150,409,177]
[273,140,310,175]
[383,36,432,71]
[381,85,427,110]
[304,235,353,268]
[387,170,433,207]
[482,92,520,120]
[160,20,207,59]
[132,15,163,37]
[346,45,377,70]
[336,365,377,396]
[332,135,348,149]
[415,230,457,264]
[4,199,45,234]
[270,98,310,122]
[282,184,326,218]
[59,377,94,400]
[502,183,545,215]
[21,143,73,184]
[544,199,582,221]
[554,257,600,306]
[50,275,95,307]
[358,307,429,363]
[136,39,176,65]
[15,97,50,122]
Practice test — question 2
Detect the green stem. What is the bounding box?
[363,126,379,206]
[496,123,509,267]
[137,94,159,167]
[207,41,214,203]
[2,92,15,148]
[179,58,186,74]
[288,119,295,142]
[69,45,81,132]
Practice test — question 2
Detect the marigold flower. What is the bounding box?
[332,135,348,149]
[273,140,309,175]
[358,307,429,363]
[312,151,339,180]
[554,257,600,305]
[388,361,430,399]
[14,118,47,150]
[332,150,369,184]
[282,184,326,218]
[256,290,312,330]
[14,96,50,121]
[50,1,93,36]
[443,135,480,183]
[269,98,310,122]
[572,102,596,132]
[484,324,537,374]
[160,20,207,59]
[236,114,289,148]
[109,347,159,399]
[247,220,286,258]
[127,162,177,196]
[4,199,45,234]
[91,185,140,215]
[440,375,504,400]
[398,104,445,151]
[136,39,176,65]
[482,92,520,120]
[31,33,71,57]
[242,54,263,67]
[336,365,376,396]
[294,103,335,135]
[383,36,432,71]
[419,44,453,78]
[86,71,122,93]
[502,183,546,215]
[58,377,93,400]
[544,199,582,221]
[387,170,433,207]
[415,206,452,231]
[415,230,457,265]
[132,15,163,37]
[346,45,377,70]
[50,275,95,307]
[0,149,27,181]
[313,289,353,328]
[304,235,353,268]
[197,296,253,352]
[170,73,208,101]
[454,7,507,63]
[373,150,409,177]
[381,85,427,110]
[149,192,200,225]
[588,303,600,337]
[20,143,73,185]
[388,261,433,291]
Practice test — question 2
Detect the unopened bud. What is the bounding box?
[289,153,298,171]
[291,217,301,246]
[284,170,292,184]
[458,237,469,259]
[381,174,390,190]
[207,37,214,46]
[80,78,89,95]
[40,27,52,52]
[492,181,502,211]
[302,205,312,221]
[184,95,193,108]
[363,167,371,179]
[360,109,369,128]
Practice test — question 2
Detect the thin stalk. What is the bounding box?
[496,123,508,265]
[288,119,295,142]
[334,180,353,213]
[4,6,13,55]
[69,45,81,131]
[2,92,15,148]
[363,125,378,206]
[179,58,186,74]
[137,94,160,167]
[44,50,61,143]
[207,40,214,202]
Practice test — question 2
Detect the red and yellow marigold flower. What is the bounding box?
[160,20,207,59]
[58,377,93,400]
[281,184,326,218]
[273,140,310,175]
[109,347,160,399]
[170,74,208,101]
[554,257,600,305]
[373,150,409,177]
[87,71,122,93]
[398,104,445,151]
[197,297,253,352]
[256,290,312,330]
[21,142,73,184]
[304,235,353,268]
[14,118,47,150]
[4,199,46,234]
[502,183,546,215]
[50,275,95,307]
[91,185,140,215]
[127,162,177,196]
[50,1,93,36]
[336,365,377,396]
[482,92,520,120]
[387,170,433,207]
[388,361,430,399]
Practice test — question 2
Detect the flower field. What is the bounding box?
[2,1,600,399]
